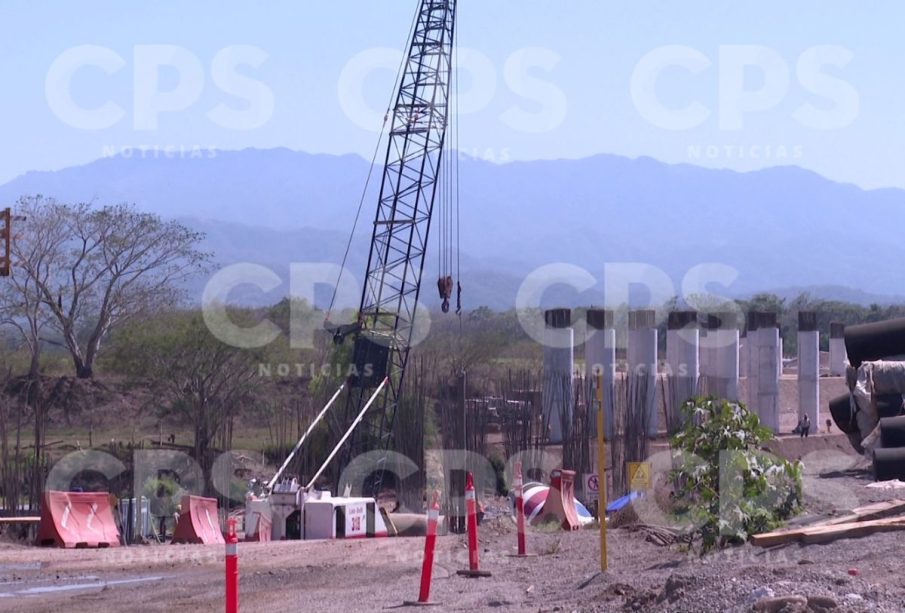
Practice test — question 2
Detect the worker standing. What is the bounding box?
[797,414,811,438]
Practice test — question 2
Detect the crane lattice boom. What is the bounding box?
[335,0,458,490]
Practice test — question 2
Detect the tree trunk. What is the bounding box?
[75,359,93,379]
[65,326,92,378]
[194,423,213,497]
[80,334,102,380]
[29,350,40,380]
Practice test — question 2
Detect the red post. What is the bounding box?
[456,473,490,577]
[225,518,238,613]
[465,472,479,571]
[514,462,527,556]
[416,492,441,603]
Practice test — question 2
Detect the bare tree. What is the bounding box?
[13,196,209,378]
[0,201,67,378]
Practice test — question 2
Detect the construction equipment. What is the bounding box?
[244,380,391,540]
[244,0,460,536]
[264,384,345,492]
[329,0,460,497]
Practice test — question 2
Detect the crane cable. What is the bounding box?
[437,2,462,317]
[454,20,462,318]
[326,3,423,325]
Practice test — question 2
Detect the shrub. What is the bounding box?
[143,476,185,519]
[670,398,802,553]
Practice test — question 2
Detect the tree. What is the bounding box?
[670,398,801,553]
[12,196,209,378]
[109,310,263,487]
[0,207,63,378]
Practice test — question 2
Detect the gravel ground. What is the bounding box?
[1,522,903,612]
[4,466,905,612]
[3,441,905,612]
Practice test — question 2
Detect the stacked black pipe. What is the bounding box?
[839,318,905,479]
[845,317,905,368]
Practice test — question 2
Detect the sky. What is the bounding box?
[0,0,902,190]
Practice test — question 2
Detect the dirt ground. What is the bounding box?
[4,462,905,613]
[0,376,883,612]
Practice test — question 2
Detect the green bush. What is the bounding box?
[670,398,802,553]
[142,476,185,519]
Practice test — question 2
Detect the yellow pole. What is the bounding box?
[597,368,607,572]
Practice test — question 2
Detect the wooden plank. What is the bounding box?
[750,499,905,547]
[801,517,905,545]
[0,517,40,523]
[750,530,807,548]
[851,498,905,517]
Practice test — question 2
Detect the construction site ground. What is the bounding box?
[0,377,883,612]
[4,448,905,613]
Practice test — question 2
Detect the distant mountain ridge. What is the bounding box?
[2,148,904,308]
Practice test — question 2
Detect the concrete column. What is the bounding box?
[666,311,699,431]
[586,309,616,440]
[830,322,847,376]
[778,336,785,376]
[543,308,574,444]
[756,312,781,433]
[746,312,760,410]
[739,331,749,383]
[798,311,819,426]
[714,312,740,402]
[628,310,658,437]
[699,319,716,390]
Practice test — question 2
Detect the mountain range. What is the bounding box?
[1,148,904,309]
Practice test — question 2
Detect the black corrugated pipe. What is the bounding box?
[879,415,905,447]
[844,317,905,368]
[877,394,905,420]
[873,447,905,481]
[828,393,858,435]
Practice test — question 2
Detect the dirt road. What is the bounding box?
[2,441,902,612]
[2,500,904,613]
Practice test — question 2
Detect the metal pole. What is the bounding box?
[267,384,345,491]
[597,368,608,572]
[306,378,388,491]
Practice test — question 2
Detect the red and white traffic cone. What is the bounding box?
[457,472,491,578]
[225,518,238,613]
[404,492,442,607]
[509,461,535,558]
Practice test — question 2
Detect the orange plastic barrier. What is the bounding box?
[36,491,121,548]
[533,469,581,531]
[172,495,225,545]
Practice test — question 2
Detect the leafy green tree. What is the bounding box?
[671,398,802,553]
[108,310,263,488]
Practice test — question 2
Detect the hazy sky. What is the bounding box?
[0,0,901,189]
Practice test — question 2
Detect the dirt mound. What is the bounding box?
[4,375,152,430]
[45,378,117,423]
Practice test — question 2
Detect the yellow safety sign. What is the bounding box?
[627,462,651,491]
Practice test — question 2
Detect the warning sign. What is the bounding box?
[343,502,368,538]
[627,462,651,491]
[584,473,600,494]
